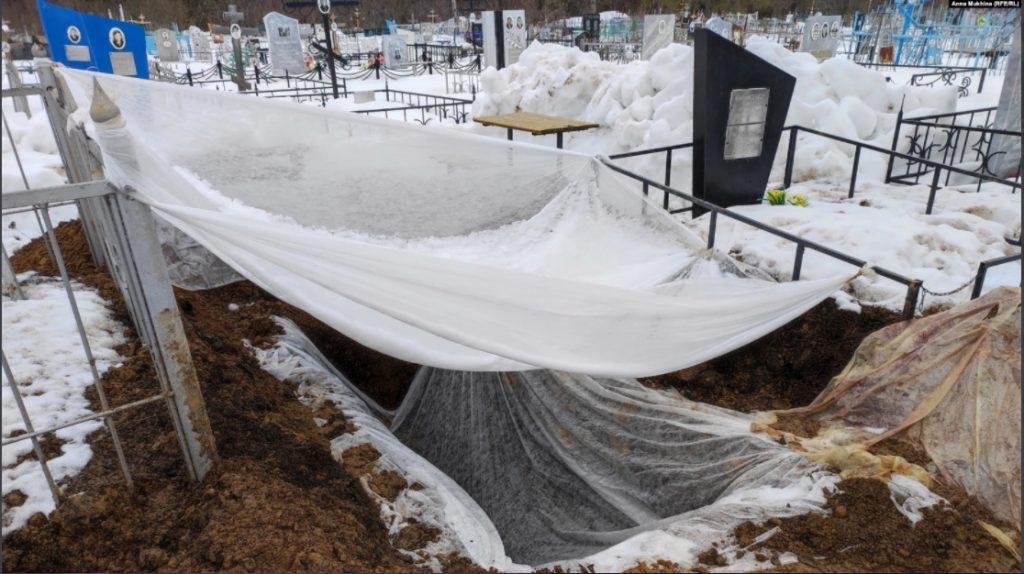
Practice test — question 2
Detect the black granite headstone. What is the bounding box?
[692,28,795,214]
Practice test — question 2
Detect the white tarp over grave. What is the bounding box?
[257,318,842,570]
[60,69,851,377]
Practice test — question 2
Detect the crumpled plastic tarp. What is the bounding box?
[783,286,1021,529]
[58,68,851,377]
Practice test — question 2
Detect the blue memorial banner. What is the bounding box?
[37,0,148,78]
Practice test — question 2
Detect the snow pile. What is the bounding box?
[472,40,956,183]
[2,278,126,535]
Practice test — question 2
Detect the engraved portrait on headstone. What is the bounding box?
[109,26,126,50]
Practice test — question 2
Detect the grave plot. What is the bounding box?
[2,16,1021,574]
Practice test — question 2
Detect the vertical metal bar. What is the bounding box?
[885,107,904,183]
[556,132,563,149]
[2,243,25,300]
[1,350,62,507]
[39,205,134,488]
[665,148,672,187]
[707,210,718,249]
[87,80,217,480]
[783,127,797,188]
[971,262,989,300]
[111,193,217,481]
[848,146,861,199]
[902,280,922,319]
[926,167,941,215]
[792,244,805,280]
[36,64,106,268]
[3,108,59,269]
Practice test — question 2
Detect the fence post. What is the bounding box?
[36,62,106,268]
[783,127,797,188]
[665,148,673,187]
[848,146,861,198]
[89,79,217,481]
[707,211,718,249]
[4,55,31,117]
[926,167,941,214]
[186,68,193,86]
[902,279,922,319]
[217,60,224,79]
[970,262,989,299]
[885,105,904,183]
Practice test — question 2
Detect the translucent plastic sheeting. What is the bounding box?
[60,69,851,377]
[789,287,1021,529]
[259,318,840,570]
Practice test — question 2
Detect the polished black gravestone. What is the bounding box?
[693,28,795,214]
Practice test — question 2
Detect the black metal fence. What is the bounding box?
[351,88,473,124]
[886,107,1022,194]
[606,121,1022,312]
[853,62,990,97]
[600,155,924,318]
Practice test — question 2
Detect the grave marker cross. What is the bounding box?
[223,4,250,90]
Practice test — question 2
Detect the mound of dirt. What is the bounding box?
[6,220,1018,574]
[2,221,436,572]
[642,302,902,412]
[735,477,1020,573]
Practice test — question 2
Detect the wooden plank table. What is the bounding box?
[473,111,600,148]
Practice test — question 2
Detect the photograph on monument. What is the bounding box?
[1,1,1022,574]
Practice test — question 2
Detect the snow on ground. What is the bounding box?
[1,277,127,535]
[2,76,79,254]
[3,68,121,537]
[686,182,1020,310]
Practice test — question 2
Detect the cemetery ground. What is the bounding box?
[1,220,1018,573]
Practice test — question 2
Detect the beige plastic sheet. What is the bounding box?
[784,287,1021,528]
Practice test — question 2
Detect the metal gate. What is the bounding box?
[2,61,217,515]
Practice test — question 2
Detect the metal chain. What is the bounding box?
[916,275,979,312]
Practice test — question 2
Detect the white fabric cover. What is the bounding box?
[60,69,850,377]
[258,318,840,570]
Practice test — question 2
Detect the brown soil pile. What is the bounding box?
[735,477,1020,573]
[5,221,1018,574]
[642,302,902,412]
[1,221,442,572]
